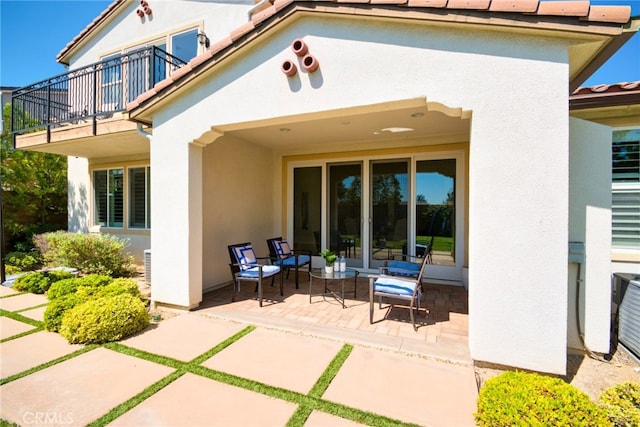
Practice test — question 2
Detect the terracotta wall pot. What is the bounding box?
[302,54,319,73]
[291,39,309,57]
[281,60,297,77]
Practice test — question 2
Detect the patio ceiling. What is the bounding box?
[210,100,471,151]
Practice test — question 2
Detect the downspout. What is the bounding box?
[570,242,610,362]
[136,123,153,310]
[137,123,152,140]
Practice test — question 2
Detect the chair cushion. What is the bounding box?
[274,240,292,256]
[239,265,280,278]
[278,255,311,267]
[232,244,257,270]
[387,260,421,277]
[373,277,418,297]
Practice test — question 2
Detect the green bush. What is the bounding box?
[475,371,609,426]
[59,294,149,344]
[599,382,640,426]
[46,269,74,283]
[93,278,141,298]
[5,251,42,272]
[13,272,50,293]
[34,231,135,277]
[47,274,112,300]
[43,293,87,332]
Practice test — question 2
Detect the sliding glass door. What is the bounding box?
[370,160,408,269]
[289,152,463,281]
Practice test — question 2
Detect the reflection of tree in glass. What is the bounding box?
[373,174,402,204]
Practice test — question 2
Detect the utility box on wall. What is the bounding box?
[613,273,640,361]
[144,249,151,286]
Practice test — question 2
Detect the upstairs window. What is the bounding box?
[612,128,640,249]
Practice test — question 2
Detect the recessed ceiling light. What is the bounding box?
[280,128,291,132]
[375,127,414,134]
[411,112,424,118]
[341,121,351,125]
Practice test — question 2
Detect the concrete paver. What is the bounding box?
[0,316,36,340]
[304,411,363,426]
[322,346,478,426]
[109,373,297,427]
[0,292,47,312]
[0,347,174,426]
[18,305,47,322]
[0,331,81,379]
[202,327,344,394]
[120,314,247,361]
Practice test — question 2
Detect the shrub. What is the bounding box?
[599,382,640,426]
[94,278,141,299]
[47,274,112,300]
[59,294,149,344]
[475,371,609,426]
[34,231,135,277]
[13,272,50,293]
[46,269,74,283]
[4,251,42,272]
[43,293,87,332]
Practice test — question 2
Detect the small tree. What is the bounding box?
[1,103,68,253]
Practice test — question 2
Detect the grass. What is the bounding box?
[2,302,419,427]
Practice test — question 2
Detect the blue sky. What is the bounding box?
[0,0,638,88]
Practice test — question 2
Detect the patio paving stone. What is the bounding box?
[18,305,48,322]
[0,347,174,427]
[201,327,344,394]
[0,317,36,340]
[109,372,297,426]
[0,331,81,379]
[0,286,18,297]
[0,292,47,312]
[322,346,477,427]
[304,410,363,426]
[120,314,247,361]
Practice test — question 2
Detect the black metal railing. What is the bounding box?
[11,46,187,139]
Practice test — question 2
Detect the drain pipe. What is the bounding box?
[137,122,154,313]
[137,123,152,140]
[571,242,610,362]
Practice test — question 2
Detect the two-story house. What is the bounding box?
[10,0,639,374]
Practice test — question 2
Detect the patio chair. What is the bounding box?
[266,237,312,289]
[228,242,283,307]
[370,253,430,331]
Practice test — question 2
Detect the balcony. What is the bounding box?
[11,46,186,157]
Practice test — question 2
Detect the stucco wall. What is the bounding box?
[66,0,254,67]
[148,15,574,372]
[202,135,275,291]
[67,156,90,233]
[568,117,612,353]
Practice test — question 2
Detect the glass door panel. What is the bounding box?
[415,159,456,266]
[293,167,322,255]
[370,161,408,268]
[328,163,362,268]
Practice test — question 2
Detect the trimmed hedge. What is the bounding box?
[47,275,112,300]
[12,270,74,294]
[475,371,609,426]
[599,381,640,426]
[59,294,149,344]
[43,293,87,332]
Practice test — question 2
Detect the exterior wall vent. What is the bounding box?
[144,249,151,286]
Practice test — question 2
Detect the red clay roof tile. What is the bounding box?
[582,5,631,23]
[447,0,491,10]
[489,0,539,13]
[535,1,590,17]
[406,0,448,7]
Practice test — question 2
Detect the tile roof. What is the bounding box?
[570,81,640,109]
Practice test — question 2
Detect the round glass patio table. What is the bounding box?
[309,268,359,308]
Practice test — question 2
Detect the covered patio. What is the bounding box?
[195,275,470,363]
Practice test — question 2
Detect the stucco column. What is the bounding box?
[568,117,612,353]
[150,134,203,309]
[468,81,569,374]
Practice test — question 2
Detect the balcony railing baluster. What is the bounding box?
[11,46,186,139]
